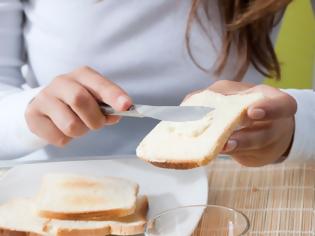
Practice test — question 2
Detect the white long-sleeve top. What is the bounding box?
[0,0,314,161]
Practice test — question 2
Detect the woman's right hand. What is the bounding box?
[25,66,132,147]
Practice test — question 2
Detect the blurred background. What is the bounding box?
[265,0,315,89]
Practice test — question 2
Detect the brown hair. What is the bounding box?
[186,0,292,81]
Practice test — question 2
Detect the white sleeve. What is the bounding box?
[0,0,46,160]
[283,89,315,161]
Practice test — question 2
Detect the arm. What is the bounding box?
[0,0,46,159]
[284,89,315,161]
[0,1,133,160]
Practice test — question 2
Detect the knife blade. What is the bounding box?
[99,103,213,122]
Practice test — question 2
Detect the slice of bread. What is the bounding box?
[36,174,139,220]
[136,90,264,169]
[0,196,148,236]
[0,198,47,236]
[48,196,148,236]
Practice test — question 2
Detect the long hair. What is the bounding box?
[186,0,292,81]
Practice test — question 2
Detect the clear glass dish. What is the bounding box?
[145,205,249,236]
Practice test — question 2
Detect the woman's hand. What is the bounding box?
[25,66,132,147]
[192,80,297,167]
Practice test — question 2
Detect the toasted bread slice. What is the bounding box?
[0,196,148,236]
[0,198,47,236]
[36,174,139,220]
[48,196,148,236]
[136,90,264,169]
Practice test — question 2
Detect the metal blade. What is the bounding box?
[134,105,213,122]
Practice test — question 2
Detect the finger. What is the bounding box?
[50,79,106,130]
[25,110,71,147]
[105,115,121,125]
[72,67,133,111]
[38,95,89,138]
[231,145,285,167]
[235,117,254,130]
[222,140,238,152]
[232,153,263,167]
[222,121,273,152]
[247,95,297,120]
[246,85,297,121]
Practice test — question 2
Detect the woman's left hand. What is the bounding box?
[190,80,298,167]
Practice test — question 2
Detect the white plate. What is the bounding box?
[0,156,208,235]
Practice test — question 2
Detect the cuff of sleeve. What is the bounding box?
[0,86,47,159]
[283,89,315,161]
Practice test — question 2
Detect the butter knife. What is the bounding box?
[99,103,213,122]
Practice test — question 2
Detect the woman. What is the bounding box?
[0,0,313,165]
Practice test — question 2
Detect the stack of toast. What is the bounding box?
[0,173,148,236]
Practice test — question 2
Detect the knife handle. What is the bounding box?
[99,103,116,115]
[99,103,141,117]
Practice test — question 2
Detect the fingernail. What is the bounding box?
[224,140,238,152]
[106,120,120,125]
[248,108,266,120]
[104,114,121,125]
[117,96,131,111]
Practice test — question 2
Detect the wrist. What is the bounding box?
[274,117,295,164]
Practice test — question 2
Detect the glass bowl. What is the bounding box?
[145,205,249,236]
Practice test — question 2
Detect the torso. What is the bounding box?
[22,0,269,158]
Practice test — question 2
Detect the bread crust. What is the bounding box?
[109,196,148,235]
[54,226,110,236]
[46,196,148,236]
[38,205,136,221]
[143,159,200,169]
[110,223,146,235]
[0,228,42,236]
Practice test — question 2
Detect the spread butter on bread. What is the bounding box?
[136,90,264,169]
